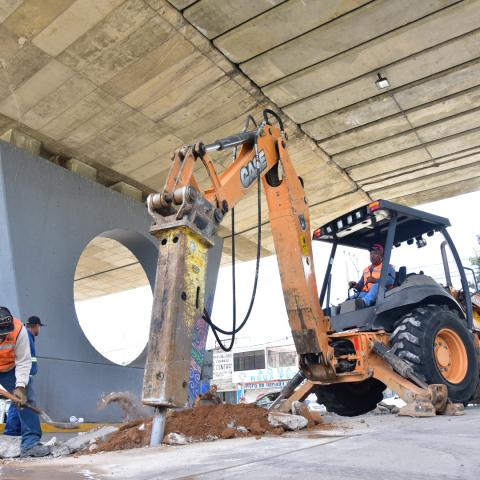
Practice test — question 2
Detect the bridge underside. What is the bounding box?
[0,0,479,295]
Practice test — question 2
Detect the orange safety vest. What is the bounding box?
[0,318,23,372]
[362,263,384,292]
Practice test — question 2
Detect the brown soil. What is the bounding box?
[93,403,302,453]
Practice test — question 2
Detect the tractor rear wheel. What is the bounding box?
[391,305,478,404]
[314,378,385,417]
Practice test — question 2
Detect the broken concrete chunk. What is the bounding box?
[52,445,71,458]
[0,436,21,458]
[65,426,119,452]
[163,432,192,445]
[268,412,308,431]
[236,426,248,433]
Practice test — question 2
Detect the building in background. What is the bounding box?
[211,337,298,403]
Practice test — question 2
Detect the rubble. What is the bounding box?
[50,425,120,456]
[0,435,21,458]
[164,433,192,445]
[268,412,309,431]
[91,403,321,453]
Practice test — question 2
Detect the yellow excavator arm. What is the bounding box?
[142,110,457,446]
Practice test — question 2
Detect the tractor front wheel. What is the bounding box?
[391,305,478,404]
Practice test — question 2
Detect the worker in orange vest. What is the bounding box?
[349,244,395,309]
[0,307,50,457]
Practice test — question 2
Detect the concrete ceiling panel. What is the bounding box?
[406,85,480,127]
[20,74,96,130]
[319,116,412,155]
[282,27,480,123]
[0,0,22,24]
[394,60,480,110]
[184,0,285,40]
[370,161,480,199]
[333,132,422,167]
[392,175,480,205]
[0,60,74,120]
[242,0,458,86]
[3,0,75,39]
[214,0,368,64]
[363,152,480,192]
[303,96,400,140]
[32,0,125,56]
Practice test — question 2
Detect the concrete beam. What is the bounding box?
[110,181,143,202]
[393,175,480,206]
[184,0,285,40]
[245,0,460,87]
[359,147,480,189]
[0,127,41,155]
[283,27,480,123]
[65,158,97,181]
[370,161,480,199]
[215,0,368,64]
[318,87,480,155]
[32,0,125,56]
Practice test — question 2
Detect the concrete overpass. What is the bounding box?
[0,0,479,299]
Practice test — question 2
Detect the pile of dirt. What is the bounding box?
[93,403,302,453]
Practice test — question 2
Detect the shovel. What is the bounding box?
[0,386,78,430]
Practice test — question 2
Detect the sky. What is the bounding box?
[75,190,480,365]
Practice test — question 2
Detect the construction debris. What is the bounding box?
[268,412,309,431]
[163,433,192,445]
[50,426,120,457]
[89,403,322,454]
[0,436,21,458]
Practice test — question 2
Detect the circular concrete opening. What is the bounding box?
[74,235,153,366]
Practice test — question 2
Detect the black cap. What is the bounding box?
[26,316,45,327]
[0,307,14,335]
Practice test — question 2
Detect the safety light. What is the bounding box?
[368,201,381,212]
[347,215,353,224]
[337,219,343,229]
[313,228,322,239]
[416,236,427,248]
[375,73,390,89]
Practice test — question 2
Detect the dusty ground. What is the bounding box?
[3,405,480,479]
[93,403,324,453]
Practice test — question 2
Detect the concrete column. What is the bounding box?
[0,141,159,422]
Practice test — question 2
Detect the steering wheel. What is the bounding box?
[348,286,359,298]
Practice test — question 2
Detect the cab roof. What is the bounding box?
[312,199,451,250]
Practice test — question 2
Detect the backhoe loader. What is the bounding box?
[141,110,479,444]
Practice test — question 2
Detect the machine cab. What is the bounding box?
[312,200,475,334]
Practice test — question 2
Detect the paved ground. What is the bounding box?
[2,406,480,480]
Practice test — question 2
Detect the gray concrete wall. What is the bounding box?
[0,140,159,422]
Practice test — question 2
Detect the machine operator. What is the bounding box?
[349,244,396,309]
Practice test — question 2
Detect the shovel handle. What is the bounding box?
[0,388,43,414]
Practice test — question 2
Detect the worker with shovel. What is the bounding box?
[5,316,45,441]
[0,307,50,457]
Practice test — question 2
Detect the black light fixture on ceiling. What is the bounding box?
[375,72,390,89]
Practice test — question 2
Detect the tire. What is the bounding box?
[314,378,385,417]
[391,305,478,404]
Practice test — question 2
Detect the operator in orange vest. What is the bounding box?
[0,307,50,457]
[349,244,395,309]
